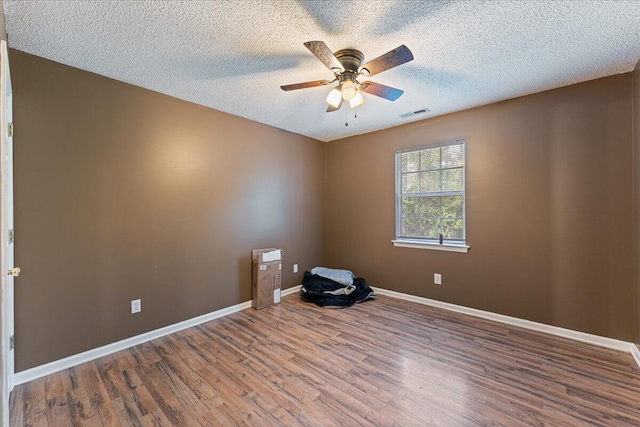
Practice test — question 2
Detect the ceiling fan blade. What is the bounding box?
[304,41,344,73]
[326,98,343,112]
[360,81,404,101]
[359,45,414,77]
[281,80,332,91]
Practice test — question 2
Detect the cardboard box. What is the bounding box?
[251,248,282,309]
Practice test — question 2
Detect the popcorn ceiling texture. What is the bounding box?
[4,0,640,142]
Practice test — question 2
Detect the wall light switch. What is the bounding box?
[293,264,298,273]
[434,273,442,285]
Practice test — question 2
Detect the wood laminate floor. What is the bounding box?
[9,294,640,426]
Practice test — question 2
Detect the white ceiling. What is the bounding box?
[4,1,640,142]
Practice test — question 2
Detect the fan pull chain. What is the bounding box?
[345,107,349,127]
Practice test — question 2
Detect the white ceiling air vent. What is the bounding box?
[399,107,431,119]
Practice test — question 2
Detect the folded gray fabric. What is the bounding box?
[323,285,355,295]
[310,266,355,286]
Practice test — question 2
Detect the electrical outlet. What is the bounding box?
[434,273,442,285]
[131,299,141,314]
[293,264,298,273]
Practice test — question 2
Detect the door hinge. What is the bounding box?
[8,229,14,244]
[9,335,14,350]
[8,122,13,138]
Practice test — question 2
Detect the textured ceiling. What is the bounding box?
[4,1,640,142]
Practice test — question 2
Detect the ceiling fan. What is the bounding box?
[281,41,414,112]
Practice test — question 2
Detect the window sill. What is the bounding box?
[392,239,470,253]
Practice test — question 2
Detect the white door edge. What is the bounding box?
[0,39,13,427]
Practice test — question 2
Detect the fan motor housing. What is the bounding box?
[334,49,364,73]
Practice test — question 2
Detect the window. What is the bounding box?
[394,140,468,252]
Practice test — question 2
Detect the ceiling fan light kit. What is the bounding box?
[349,91,365,108]
[281,41,414,113]
[326,87,342,108]
[340,80,357,101]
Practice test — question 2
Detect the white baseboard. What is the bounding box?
[631,344,640,368]
[374,287,640,368]
[16,284,636,386]
[282,285,301,296]
[14,285,303,386]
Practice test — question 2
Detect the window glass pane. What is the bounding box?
[402,152,420,173]
[442,168,463,191]
[441,195,463,218]
[441,144,464,168]
[442,219,464,240]
[420,148,440,170]
[420,219,440,239]
[420,197,441,218]
[402,197,420,217]
[402,217,420,236]
[397,141,465,242]
[420,170,441,192]
[402,173,419,193]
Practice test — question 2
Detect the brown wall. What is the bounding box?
[10,45,638,371]
[11,50,325,371]
[325,74,634,341]
[634,60,640,348]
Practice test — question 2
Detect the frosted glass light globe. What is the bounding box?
[341,81,357,101]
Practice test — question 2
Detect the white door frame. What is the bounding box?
[0,39,13,427]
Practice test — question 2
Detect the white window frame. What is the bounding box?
[392,139,469,253]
